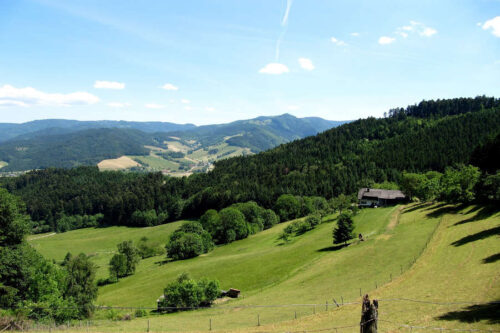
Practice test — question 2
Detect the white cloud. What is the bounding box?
[93,80,125,89]
[184,106,192,111]
[350,32,360,37]
[287,105,300,111]
[0,84,99,107]
[298,58,315,71]
[396,21,437,38]
[420,27,437,37]
[205,107,216,111]
[258,63,289,75]
[107,102,130,108]
[145,103,165,109]
[378,36,395,45]
[482,16,500,37]
[477,22,482,27]
[161,83,178,91]
[181,99,190,104]
[330,37,347,46]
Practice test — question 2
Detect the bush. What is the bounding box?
[305,214,321,228]
[166,222,214,260]
[109,253,127,279]
[158,274,220,312]
[215,207,248,244]
[275,194,301,222]
[134,309,147,318]
[261,209,279,229]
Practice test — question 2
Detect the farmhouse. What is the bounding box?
[358,188,406,207]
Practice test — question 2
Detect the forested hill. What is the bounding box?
[2,96,499,231]
[0,119,196,143]
[0,114,344,172]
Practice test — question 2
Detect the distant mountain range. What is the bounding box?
[0,114,348,173]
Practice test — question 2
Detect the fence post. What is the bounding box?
[209,318,212,331]
[375,281,377,289]
[360,288,362,296]
[400,265,403,274]
[257,314,260,326]
[326,301,328,311]
[295,311,297,319]
[147,319,150,333]
[341,296,343,305]
[313,306,316,314]
[390,273,392,282]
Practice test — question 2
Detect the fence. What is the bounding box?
[10,297,500,332]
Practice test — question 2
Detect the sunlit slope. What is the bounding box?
[28,221,183,279]
[29,204,499,332]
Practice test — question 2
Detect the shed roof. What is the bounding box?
[358,188,406,200]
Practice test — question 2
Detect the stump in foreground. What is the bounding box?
[360,294,378,333]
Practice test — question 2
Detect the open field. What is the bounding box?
[97,156,140,170]
[29,222,184,279]
[28,204,500,332]
[0,161,7,169]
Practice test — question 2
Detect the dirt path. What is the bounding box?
[387,205,405,230]
[28,232,56,241]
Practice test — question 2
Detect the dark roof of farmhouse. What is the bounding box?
[357,188,406,200]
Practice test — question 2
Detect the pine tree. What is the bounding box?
[333,213,354,245]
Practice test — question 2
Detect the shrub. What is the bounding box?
[166,222,214,260]
[109,253,127,279]
[215,207,248,244]
[275,194,301,222]
[158,274,220,312]
[261,209,279,229]
[134,309,147,318]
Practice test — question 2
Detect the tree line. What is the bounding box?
[1,97,498,233]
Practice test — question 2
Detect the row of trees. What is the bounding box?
[400,164,499,204]
[0,189,97,323]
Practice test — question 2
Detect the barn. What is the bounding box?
[358,188,406,207]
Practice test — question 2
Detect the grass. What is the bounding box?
[28,204,500,332]
[131,154,180,171]
[0,161,7,169]
[29,222,184,279]
[97,156,140,170]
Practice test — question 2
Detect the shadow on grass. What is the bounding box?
[426,204,467,218]
[453,206,500,227]
[155,259,171,266]
[437,301,500,324]
[402,202,432,214]
[483,253,500,264]
[317,244,349,252]
[451,226,500,247]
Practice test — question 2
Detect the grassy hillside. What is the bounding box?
[27,203,499,332]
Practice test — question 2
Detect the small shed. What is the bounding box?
[358,188,406,207]
[221,288,240,298]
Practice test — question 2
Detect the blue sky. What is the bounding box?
[0,0,499,125]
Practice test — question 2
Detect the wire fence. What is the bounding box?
[8,297,499,332]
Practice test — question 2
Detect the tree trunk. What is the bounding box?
[360,294,378,333]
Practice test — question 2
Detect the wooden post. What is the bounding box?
[375,281,377,289]
[359,288,362,296]
[360,294,378,333]
[400,265,403,274]
[147,319,150,333]
[295,311,297,319]
[341,296,344,305]
[326,301,328,311]
[209,318,212,331]
[257,314,260,326]
[390,273,392,282]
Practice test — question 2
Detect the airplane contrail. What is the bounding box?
[275,0,293,60]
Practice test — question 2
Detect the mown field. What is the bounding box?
[28,204,500,332]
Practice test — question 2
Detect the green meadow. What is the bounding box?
[28,204,500,332]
